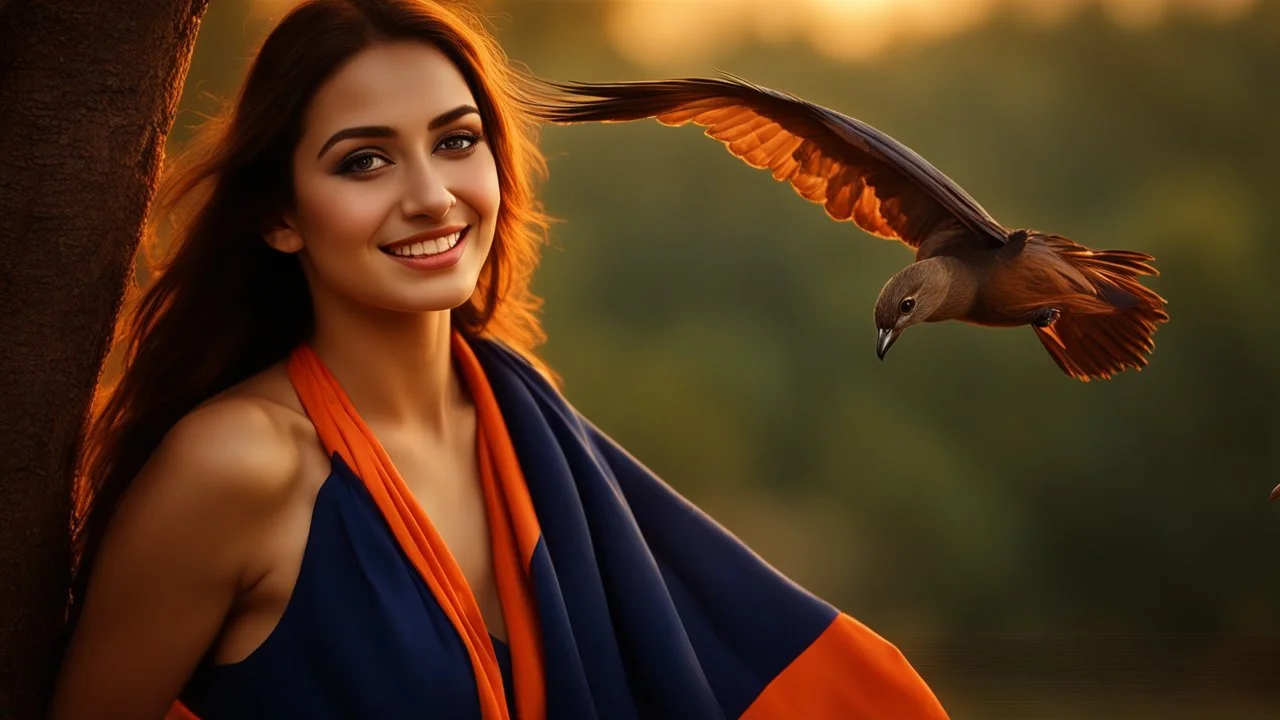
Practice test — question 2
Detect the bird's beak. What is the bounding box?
[1270,483,1280,501]
[876,328,898,360]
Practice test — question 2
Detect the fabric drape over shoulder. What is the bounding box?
[169,331,949,719]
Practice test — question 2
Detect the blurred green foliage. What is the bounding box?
[173,1,1279,714]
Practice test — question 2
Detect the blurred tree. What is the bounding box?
[0,2,208,716]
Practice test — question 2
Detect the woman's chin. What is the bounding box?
[384,280,481,315]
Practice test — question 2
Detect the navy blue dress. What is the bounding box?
[179,453,516,719]
[177,335,948,719]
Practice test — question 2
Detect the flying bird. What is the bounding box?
[529,74,1169,381]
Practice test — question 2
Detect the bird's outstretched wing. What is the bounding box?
[528,73,1008,254]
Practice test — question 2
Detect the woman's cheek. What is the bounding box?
[302,181,392,250]
[453,150,501,217]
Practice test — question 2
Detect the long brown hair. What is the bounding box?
[69,0,555,632]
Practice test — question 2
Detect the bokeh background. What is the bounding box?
[174,0,1279,717]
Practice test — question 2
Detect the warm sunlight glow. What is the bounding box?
[249,0,1260,68]
[805,0,999,61]
[607,0,747,68]
[602,0,1259,69]
[251,0,298,15]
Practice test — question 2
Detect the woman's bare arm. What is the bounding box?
[49,398,300,720]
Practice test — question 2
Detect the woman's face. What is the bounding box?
[270,40,500,316]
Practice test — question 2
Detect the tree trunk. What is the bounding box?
[0,2,209,717]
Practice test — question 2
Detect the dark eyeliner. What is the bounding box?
[438,130,483,153]
[335,150,389,175]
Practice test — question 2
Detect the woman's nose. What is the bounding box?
[399,161,457,221]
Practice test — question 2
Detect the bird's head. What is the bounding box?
[873,261,954,360]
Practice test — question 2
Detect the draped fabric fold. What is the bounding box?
[281,333,545,720]
[167,330,949,719]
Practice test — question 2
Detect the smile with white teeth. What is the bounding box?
[385,229,463,258]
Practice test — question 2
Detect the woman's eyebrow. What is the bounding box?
[317,126,395,160]
[316,104,480,160]
[427,104,479,130]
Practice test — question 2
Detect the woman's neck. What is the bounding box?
[306,299,466,437]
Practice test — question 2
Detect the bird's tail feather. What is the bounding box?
[1031,237,1168,381]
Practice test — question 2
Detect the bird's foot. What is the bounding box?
[1033,307,1062,328]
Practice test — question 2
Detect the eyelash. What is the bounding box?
[335,131,484,176]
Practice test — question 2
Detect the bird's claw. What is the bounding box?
[1033,307,1062,328]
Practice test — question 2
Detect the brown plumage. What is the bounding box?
[528,73,1169,381]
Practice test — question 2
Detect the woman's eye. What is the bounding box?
[437,133,480,153]
[338,153,389,175]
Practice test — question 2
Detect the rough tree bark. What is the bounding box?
[0,2,209,717]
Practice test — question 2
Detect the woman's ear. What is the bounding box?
[264,215,304,254]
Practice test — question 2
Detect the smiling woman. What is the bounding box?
[48,1,949,719]
[269,42,501,318]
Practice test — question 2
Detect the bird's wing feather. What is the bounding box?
[528,73,1008,254]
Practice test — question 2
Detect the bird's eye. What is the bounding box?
[900,298,916,314]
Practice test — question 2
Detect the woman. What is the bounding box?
[50,1,950,718]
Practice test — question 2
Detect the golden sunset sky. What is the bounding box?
[602,0,1257,66]
[253,0,1258,67]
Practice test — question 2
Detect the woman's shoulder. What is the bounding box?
[50,364,320,719]
[150,360,315,509]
